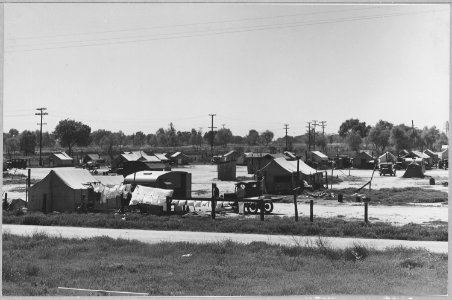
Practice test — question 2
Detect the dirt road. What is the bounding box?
[2,224,448,253]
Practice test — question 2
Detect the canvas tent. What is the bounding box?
[378,152,397,164]
[257,158,324,194]
[29,169,99,213]
[402,162,424,178]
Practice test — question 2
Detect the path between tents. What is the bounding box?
[2,224,448,254]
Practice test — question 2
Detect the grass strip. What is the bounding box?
[2,233,447,296]
[3,211,447,241]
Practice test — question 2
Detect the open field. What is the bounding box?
[2,233,447,296]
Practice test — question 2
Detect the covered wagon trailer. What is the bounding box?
[124,171,191,199]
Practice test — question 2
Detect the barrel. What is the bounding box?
[429,178,435,185]
[338,194,343,203]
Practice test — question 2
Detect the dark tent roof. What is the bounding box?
[402,163,424,178]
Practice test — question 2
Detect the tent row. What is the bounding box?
[28,168,191,213]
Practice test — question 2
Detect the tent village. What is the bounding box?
[5,145,445,219]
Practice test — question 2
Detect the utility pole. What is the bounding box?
[208,114,216,156]
[319,121,327,152]
[306,122,311,151]
[35,108,48,167]
[319,121,327,139]
[312,120,318,151]
[445,121,449,137]
[283,124,289,150]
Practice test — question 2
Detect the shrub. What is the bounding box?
[399,258,424,269]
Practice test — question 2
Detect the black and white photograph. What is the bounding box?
[1,1,450,297]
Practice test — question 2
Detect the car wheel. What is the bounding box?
[264,202,274,214]
[247,203,258,214]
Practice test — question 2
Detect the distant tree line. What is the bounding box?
[3,118,448,157]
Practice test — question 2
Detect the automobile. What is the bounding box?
[379,163,396,176]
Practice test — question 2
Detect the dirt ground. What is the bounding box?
[3,165,449,226]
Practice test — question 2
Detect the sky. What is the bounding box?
[2,3,450,139]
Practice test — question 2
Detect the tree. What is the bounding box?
[346,131,362,151]
[155,128,167,147]
[4,136,19,157]
[215,128,233,147]
[368,120,393,153]
[90,129,112,146]
[433,132,448,151]
[421,126,440,150]
[53,119,91,155]
[8,128,19,137]
[133,131,146,146]
[166,123,178,147]
[390,124,411,152]
[246,129,260,146]
[315,135,327,151]
[260,130,274,146]
[19,130,36,156]
[338,118,371,138]
[189,128,203,148]
[203,131,217,146]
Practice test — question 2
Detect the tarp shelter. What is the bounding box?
[404,151,431,167]
[423,149,439,165]
[124,171,191,199]
[399,149,409,157]
[283,151,297,160]
[118,161,169,177]
[257,158,324,194]
[170,152,191,165]
[353,150,374,169]
[153,153,170,163]
[48,152,74,167]
[111,151,162,170]
[310,151,328,163]
[438,149,448,160]
[402,162,424,178]
[82,154,106,165]
[378,152,397,164]
[29,169,98,213]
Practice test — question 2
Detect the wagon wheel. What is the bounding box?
[264,201,274,214]
[246,203,259,214]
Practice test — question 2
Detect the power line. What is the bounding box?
[35,107,48,167]
[7,6,386,42]
[6,8,445,53]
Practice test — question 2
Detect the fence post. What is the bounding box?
[364,202,369,223]
[325,171,328,189]
[211,199,216,220]
[3,193,7,210]
[166,196,171,215]
[259,199,265,221]
[293,192,298,222]
[310,200,314,222]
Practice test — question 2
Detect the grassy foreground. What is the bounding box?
[2,233,447,296]
[3,211,447,241]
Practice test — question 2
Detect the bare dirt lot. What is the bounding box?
[3,165,449,226]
